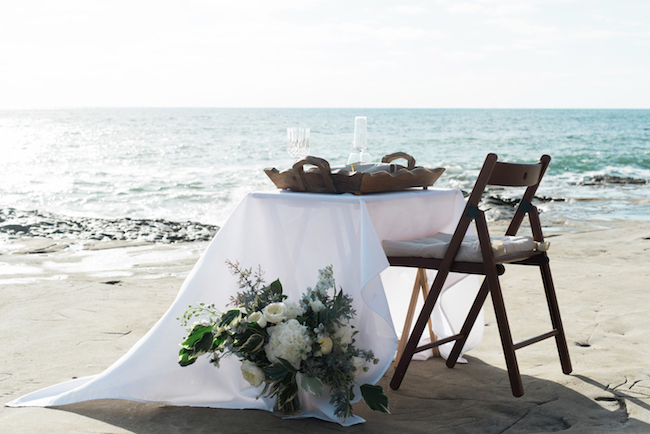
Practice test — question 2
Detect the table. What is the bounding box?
[7,189,482,425]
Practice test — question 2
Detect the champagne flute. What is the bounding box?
[347,116,371,169]
[287,128,310,161]
[353,116,367,153]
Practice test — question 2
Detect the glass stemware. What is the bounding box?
[347,116,372,169]
[353,115,367,153]
[287,127,310,161]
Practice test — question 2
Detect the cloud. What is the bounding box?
[428,47,487,61]
[535,49,559,56]
[447,3,483,14]
[387,5,429,14]
[1,0,648,108]
[598,68,640,76]
[484,17,559,37]
[482,43,534,51]
[447,0,540,16]
[570,30,626,40]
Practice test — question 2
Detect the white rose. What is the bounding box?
[284,300,304,319]
[241,360,265,387]
[248,311,267,328]
[263,302,287,324]
[352,356,366,376]
[318,336,333,355]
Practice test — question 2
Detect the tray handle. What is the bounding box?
[292,156,337,193]
[382,152,416,169]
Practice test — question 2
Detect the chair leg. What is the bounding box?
[419,271,440,358]
[390,269,449,390]
[489,276,524,397]
[446,278,491,368]
[474,214,524,396]
[539,260,573,374]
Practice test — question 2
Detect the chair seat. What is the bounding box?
[382,233,549,263]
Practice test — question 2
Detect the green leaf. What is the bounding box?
[180,324,213,348]
[178,348,197,366]
[246,321,264,334]
[268,279,282,297]
[212,332,228,350]
[277,380,298,409]
[266,380,283,399]
[263,362,290,381]
[193,330,215,353]
[300,376,324,397]
[256,381,271,400]
[219,309,242,328]
[276,357,297,373]
[360,384,390,414]
[178,324,216,367]
[238,333,265,354]
[182,329,214,354]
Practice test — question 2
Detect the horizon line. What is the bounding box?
[2,106,649,111]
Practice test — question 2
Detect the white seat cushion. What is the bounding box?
[382,232,549,263]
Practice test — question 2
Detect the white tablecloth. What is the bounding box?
[7,189,482,425]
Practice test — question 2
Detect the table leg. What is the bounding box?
[394,268,439,368]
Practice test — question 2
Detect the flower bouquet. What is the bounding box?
[178,261,389,420]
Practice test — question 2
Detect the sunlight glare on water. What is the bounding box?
[1,108,649,226]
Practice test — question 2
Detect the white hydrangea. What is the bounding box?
[265,319,312,369]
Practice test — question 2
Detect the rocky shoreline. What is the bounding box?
[2,172,644,243]
[0,208,220,243]
[0,193,563,244]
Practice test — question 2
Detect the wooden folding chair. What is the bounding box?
[384,153,572,397]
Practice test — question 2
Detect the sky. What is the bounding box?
[1,0,648,109]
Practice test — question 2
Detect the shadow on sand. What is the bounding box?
[54,356,650,434]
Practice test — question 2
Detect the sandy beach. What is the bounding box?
[2,219,650,433]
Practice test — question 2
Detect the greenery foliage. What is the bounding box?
[178,261,389,420]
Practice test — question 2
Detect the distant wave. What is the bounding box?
[0,209,219,243]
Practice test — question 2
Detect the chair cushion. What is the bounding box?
[382,233,549,263]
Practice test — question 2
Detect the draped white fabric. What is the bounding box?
[7,189,483,425]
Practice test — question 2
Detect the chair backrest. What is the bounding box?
[463,154,550,235]
[440,154,550,269]
[466,154,549,205]
[488,159,548,187]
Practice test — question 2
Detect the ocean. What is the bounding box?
[1,108,649,241]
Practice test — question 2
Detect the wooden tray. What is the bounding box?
[264,152,445,194]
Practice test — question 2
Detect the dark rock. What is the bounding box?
[0,208,219,244]
[580,175,648,186]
